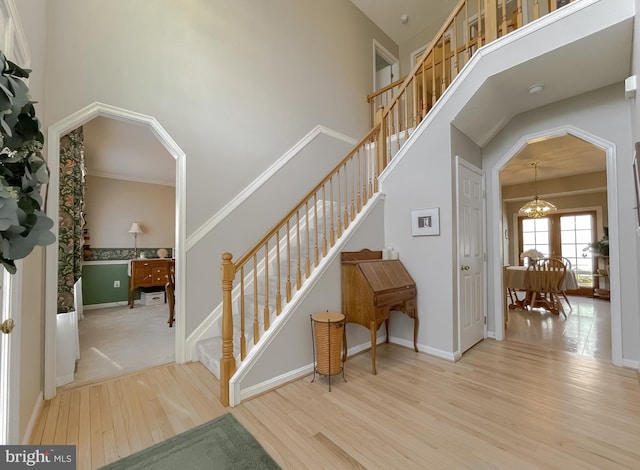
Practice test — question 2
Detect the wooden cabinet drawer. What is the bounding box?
[374,286,416,307]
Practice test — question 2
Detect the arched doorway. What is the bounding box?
[44,103,187,399]
[489,125,622,365]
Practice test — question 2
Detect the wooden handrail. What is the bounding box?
[367,75,407,103]
[233,125,380,270]
[219,0,577,406]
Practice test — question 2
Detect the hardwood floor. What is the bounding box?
[30,339,640,469]
[506,295,611,361]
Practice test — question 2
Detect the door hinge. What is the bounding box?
[484,316,487,325]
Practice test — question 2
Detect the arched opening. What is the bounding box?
[490,125,621,365]
[44,103,187,399]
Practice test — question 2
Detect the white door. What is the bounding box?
[457,158,485,353]
[0,266,21,445]
[1,1,28,443]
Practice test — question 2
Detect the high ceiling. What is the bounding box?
[85,2,628,191]
[351,1,629,188]
[349,0,459,44]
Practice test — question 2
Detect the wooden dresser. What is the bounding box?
[128,259,174,308]
[341,249,418,374]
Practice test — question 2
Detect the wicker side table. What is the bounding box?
[310,312,346,391]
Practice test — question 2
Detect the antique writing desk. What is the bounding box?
[341,249,418,374]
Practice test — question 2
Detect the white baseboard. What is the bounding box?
[391,336,460,362]
[22,392,43,444]
[237,338,385,403]
[621,358,639,370]
[237,335,460,403]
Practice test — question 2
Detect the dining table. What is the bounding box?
[504,265,579,314]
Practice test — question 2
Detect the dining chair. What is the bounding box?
[527,258,567,318]
[550,257,573,311]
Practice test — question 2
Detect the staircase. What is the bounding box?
[196,200,341,377]
[196,0,582,406]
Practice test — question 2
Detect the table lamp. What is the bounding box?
[128,222,143,258]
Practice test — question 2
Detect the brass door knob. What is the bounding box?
[1,318,15,334]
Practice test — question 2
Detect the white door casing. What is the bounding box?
[45,103,187,400]
[0,0,28,445]
[457,157,486,353]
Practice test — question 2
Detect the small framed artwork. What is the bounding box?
[411,207,440,236]
[633,143,640,228]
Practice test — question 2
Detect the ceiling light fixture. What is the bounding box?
[528,83,544,95]
[400,14,409,24]
[518,162,557,218]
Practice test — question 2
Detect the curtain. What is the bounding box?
[57,127,86,313]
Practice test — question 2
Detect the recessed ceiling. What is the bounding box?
[499,134,606,187]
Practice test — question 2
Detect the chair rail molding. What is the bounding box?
[44,102,187,400]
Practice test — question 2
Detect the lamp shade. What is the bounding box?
[128,222,143,234]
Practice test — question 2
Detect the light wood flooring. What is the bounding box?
[31,338,640,469]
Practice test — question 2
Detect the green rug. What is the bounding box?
[100,413,280,470]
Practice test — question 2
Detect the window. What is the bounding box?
[518,211,596,292]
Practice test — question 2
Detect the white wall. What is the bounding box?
[484,84,639,364]
[633,0,640,371]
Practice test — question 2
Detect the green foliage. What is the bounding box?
[0,51,54,273]
[584,238,609,257]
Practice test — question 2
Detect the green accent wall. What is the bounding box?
[82,263,130,305]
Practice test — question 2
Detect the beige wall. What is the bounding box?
[84,176,175,249]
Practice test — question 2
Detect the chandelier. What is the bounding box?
[518,162,557,218]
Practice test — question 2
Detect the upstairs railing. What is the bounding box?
[219,0,576,405]
[369,0,573,145]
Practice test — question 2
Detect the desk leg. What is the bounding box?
[369,321,377,375]
[413,316,419,352]
[384,319,389,343]
[128,287,134,308]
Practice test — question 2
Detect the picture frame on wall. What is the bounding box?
[411,207,440,236]
[633,143,640,228]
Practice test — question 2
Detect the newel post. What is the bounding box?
[220,252,236,406]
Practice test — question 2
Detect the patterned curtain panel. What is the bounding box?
[58,127,86,313]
